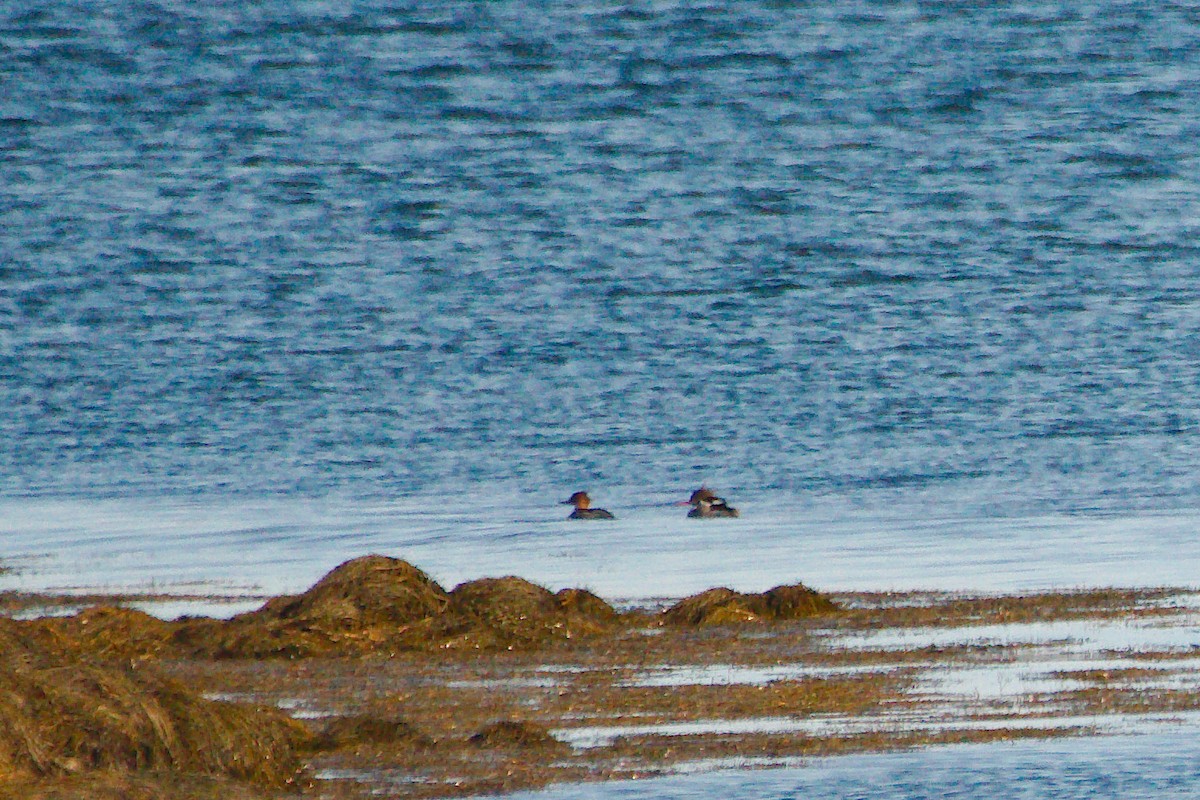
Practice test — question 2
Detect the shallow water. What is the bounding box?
[0,484,1198,644]
[3,494,1200,605]
[549,604,1200,756]
[498,729,1200,800]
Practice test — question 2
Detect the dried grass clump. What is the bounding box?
[555,587,620,623]
[0,772,276,800]
[759,583,840,618]
[663,583,838,626]
[430,577,617,649]
[0,619,310,790]
[469,720,567,752]
[253,554,450,628]
[315,715,434,751]
[172,555,453,657]
[52,606,175,660]
[171,556,618,656]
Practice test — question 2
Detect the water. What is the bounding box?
[497,730,1200,800]
[5,0,1200,511]
[5,1,1200,793]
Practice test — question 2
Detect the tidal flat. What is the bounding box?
[2,556,1199,799]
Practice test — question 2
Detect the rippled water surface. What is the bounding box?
[6,0,1200,512]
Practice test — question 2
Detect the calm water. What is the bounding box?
[4,2,1200,792]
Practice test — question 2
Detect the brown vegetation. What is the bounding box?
[0,555,847,798]
[30,555,833,662]
[663,583,839,625]
[829,587,1182,630]
[315,715,435,751]
[0,617,310,799]
[469,720,568,752]
[2,555,1193,800]
[167,556,625,658]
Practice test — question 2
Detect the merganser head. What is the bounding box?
[563,491,592,509]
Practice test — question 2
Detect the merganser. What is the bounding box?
[684,487,739,518]
[562,491,615,520]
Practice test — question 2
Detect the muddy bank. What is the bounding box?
[0,555,840,798]
[3,555,1196,799]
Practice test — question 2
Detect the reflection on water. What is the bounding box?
[836,614,1200,654]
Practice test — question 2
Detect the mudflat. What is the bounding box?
[2,555,1198,799]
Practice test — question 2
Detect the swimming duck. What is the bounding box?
[684,487,740,518]
[562,491,615,520]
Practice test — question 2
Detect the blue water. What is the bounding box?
[5,0,1200,514]
[497,731,1200,800]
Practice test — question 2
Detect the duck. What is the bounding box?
[684,486,740,518]
[562,491,615,520]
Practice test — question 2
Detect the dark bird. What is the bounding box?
[562,491,615,520]
[683,487,740,518]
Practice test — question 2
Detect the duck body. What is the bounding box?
[687,499,740,518]
[570,507,616,520]
[684,487,740,518]
[562,491,615,520]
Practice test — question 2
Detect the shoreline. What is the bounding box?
[2,557,1200,798]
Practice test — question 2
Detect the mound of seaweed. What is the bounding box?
[255,554,451,628]
[28,557,833,660]
[171,556,618,656]
[469,720,568,752]
[170,555,450,658]
[0,618,310,793]
[662,583,839,626]
[430,578,618,650]
[315,715,434,751]
[50,606,175,661]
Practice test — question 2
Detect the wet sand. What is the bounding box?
[3,556,1200,799]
